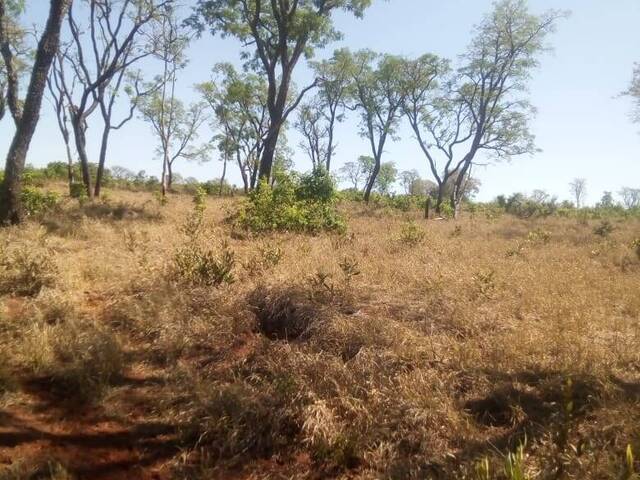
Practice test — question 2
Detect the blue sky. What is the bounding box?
[2,0,639,203]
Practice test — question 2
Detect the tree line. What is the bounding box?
[0,0,636,225]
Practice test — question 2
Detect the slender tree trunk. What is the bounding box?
[63,132,74,194]
[435,184,445,215]
[94,125,110,197]
[326,111,336,172]
[167,162,173,191]
[0,0,69,224]
[71,118,93,198]
[236,151,249,194]
[160,154,168,197]
[363,156,381,203]
[219,155,227,196]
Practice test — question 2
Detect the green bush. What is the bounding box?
[69,182,87,200]
[235,176,346,234]
[296,167,335,202]
[21,187,61,216]
[174,242,235,287]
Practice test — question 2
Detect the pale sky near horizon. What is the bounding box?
[1,0,639,204]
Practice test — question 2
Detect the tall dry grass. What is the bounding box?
[1,189,639,479]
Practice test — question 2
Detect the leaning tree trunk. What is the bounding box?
[363,157,381,203]
[258,117,282,182]
[94,125,110,197]
[236,151,249,194]
[0,0,69,225]
[71,118,93,198]
[219,155,227,196]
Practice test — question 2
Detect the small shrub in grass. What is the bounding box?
[399,221,426,246]
[69,182,87,200]
[594,220,614,237]
[527,228,551,244]
[174,242,235,287]
[21,186,61,216]
[25,319,124,404]
[0,247,57,296]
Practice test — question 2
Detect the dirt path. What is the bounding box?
[0,366,179,479]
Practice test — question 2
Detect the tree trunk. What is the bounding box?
[363,157,381,203]
[258,117,282,181]
[94,125,110,197]
[64,137,74,194]
[71,118,93,198]
[0,0,69,225]
[435,184,445,215]
[236,151,249,194]
[167,162,173,191]
[219,155,227,196]
[160,154,168,197]
[326,111,336,172]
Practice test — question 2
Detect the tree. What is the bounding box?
[347,50,406,202]
[374,161,397,195]
[619,187,640,209]
[624,63,640,123]
[139,95,209,194]
[569,178,587,208]
[51,0,169,198]
[598,191,615,209]
[189,0,371,182]
[198,63,269,194]
[403,0,563,217]
[0,0,28,124]
[339,156,369,191]
[399,169,420,195]
[0,0,70,225]
[295,97,328,171]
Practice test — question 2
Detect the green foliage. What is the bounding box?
[235,176,346,234]
[20,187,61,216]
[174,242,235,287]
[0,246,57,296]
[504,441,529,480]
[399,221,426,246]
[527,228,551,244]
[296,167,336,202]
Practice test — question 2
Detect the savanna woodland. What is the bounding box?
[1,0,640,479]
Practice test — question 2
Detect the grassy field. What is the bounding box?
[1,188,639,479]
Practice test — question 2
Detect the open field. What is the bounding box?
[1,189,640,479]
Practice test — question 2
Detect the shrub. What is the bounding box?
[174,242,235,287]
[0,247,57,296]
[69,182,87,200]
[632,238,640,260]
[399,221,426,246]
[527,228,551,244]
[21,187,61,216]
[235,177,346,234]
[296,167,336,202]
[593,220,614,237]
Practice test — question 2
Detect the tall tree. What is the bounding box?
[403,0,563,217]
[347,50,405,202]
[51,0,169,198]
[0,0,28,124]
[0,0,71,225]
[399,169,420,195]
[569,177,587,208]
[374,160,397,195]
[198,63,269,193]
[295,96,327,171]
[189,0,371,182]
[339,155,370,191]
[619,187,640,209]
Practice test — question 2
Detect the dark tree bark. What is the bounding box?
[0,0,70,225]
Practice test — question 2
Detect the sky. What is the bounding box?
[1,0,639,204]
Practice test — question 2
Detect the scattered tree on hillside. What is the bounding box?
[402,0,564,217]
[49,0,170,198]
[399,169,420,195]
[569,177,587,208]
[346,50,406,202]
[624,63,640,124]
[619,187,640,209]
[339,155,372,191]
[374,161,397,195]
[198,63,269,194]
[0,0,70,225]
[189,0,371,182]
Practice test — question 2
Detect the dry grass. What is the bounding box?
[1,188,640,479]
